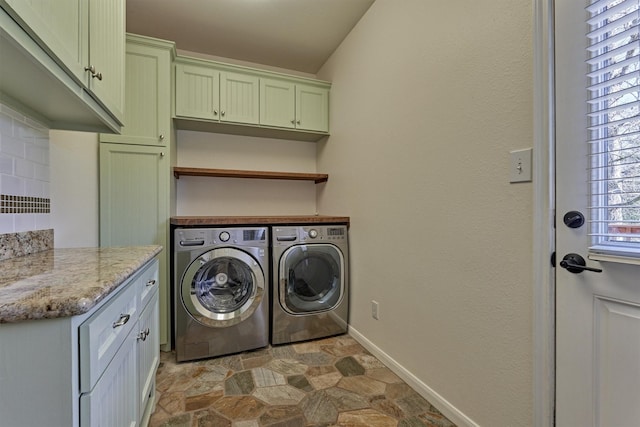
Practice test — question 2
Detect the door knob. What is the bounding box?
[563,211,585,228]
[559,253,602,273]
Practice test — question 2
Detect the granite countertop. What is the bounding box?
[0,245,162,323]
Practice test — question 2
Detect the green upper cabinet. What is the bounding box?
[86,0,125,122]
[0,0,125,131]
[101,34,175,146]
[175,64,259,125]
[175,63,220,121]
[260,78,329,133]
[296,84,329,133]
[219,71,259,124]
[1,0,86,81]
[174,55,330,141]
[260,78,295,129]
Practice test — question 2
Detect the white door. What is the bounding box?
[556,1,640,425]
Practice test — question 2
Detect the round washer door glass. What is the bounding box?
[280,244,345,314]
[182,247,265,327]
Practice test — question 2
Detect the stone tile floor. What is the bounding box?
[150,334,456,427]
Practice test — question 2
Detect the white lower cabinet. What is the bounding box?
[138,290,160,424]
[0,257,159,427]
[80,329,138,427]
[79,258,160,427]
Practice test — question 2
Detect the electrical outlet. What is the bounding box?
[371,300,379,320]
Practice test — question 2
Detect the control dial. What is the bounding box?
[219,231,231,242]
[308,229,318,239]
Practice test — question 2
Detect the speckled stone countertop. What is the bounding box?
[0,245,162,323]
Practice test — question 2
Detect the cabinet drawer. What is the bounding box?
[80,326,138,427]
[139,258,159,310]
[79,278,138,393]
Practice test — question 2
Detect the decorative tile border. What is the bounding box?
[0,229,53,261]
[0,195,50,214]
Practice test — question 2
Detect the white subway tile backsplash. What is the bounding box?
[15,213,36,232]
[26,145,47,164]
[15,158,35,179]
[0,154,13,175]
[25,179,44,198]
[1,135,25,158]
[35,214,50,230]
[1,174,24,195]
[0,113,12,135]
[0,214,14,234]
[0,102,50,235]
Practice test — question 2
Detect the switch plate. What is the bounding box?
[371,300,379,320]
[509,148,532,183]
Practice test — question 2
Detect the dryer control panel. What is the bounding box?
[273,225,348,246]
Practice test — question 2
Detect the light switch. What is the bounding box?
[509,148,532,183]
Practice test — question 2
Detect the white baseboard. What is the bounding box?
[348,326,479,427]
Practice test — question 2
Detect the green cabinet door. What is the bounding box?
[101,35,173,146]
[175,63,220,120]
[100,143,170,347]
[87,0,125,123]
[1,0,87,83]
[260,78,295,129]
[220,71,259,124]
[296,84,329,132]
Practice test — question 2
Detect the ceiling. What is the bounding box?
[126,0,375,75]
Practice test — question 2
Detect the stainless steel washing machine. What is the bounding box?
[174,226,269,362]
[271,224,349,345]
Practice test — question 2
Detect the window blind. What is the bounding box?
[587,0,640,257]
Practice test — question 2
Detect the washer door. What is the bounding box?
[181,247,264,327]
[279,244,344,314]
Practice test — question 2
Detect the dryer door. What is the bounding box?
[279,244,345,314]
[181,247,265,327]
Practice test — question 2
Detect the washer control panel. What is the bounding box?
[176,227,268,250]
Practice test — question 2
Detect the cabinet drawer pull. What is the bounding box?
[159,134,165,141]
[146,279,157,287]
[112,313,131,328]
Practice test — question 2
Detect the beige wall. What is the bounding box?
[49,130,99,248]
[175,130,318,216]
[316,1,534,426]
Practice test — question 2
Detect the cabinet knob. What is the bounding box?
[296,120,301,125]
[291,119,295,124]
[213,110,218,116]
[159,134,165,141]
[221,111,225,116]
[84,65,102,80]
[160,152,165,157]
[137,328,150,341]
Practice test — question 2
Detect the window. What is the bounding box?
[587,0,640,257]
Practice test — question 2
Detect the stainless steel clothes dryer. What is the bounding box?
[271,224,349,345]
[174,227,269,362]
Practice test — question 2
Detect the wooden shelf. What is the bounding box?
[173,167,329,184]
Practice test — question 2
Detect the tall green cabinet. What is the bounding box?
[100,34,175,349]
